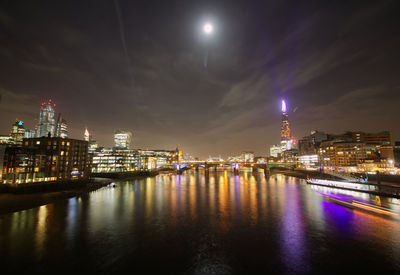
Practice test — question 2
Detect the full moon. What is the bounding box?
[203,23,213,34]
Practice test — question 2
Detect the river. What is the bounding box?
[1,171,400,274]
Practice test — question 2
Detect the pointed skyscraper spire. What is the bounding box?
[280,99,291,141]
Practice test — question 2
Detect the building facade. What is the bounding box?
[24,129,36,139]
[114,130,132,149]
[319,141,366,167]
[0,135,13,145]
[280,100,291,141]
[1,137,90,184]
[55,114,68,138]
[11,120,25,146]
[36,100,57,138]
[92,148,139,173]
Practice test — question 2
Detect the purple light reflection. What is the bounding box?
[316,191,375,205]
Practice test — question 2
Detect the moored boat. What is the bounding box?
[306,178,374,191]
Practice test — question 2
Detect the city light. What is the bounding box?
[1,4,399,274]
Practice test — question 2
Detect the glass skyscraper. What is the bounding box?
[36,100,57,138]
[114,130,132,149]
[280,99,291,141]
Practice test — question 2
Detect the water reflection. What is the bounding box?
[35,205,48,259]
[0,171,400,273]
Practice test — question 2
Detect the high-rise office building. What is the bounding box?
[84,127,91,141]
[24,129,36,139]
[269,144,282,158]
[298,130,328,155]
[84,127,98,153]
[280,99,291,141]
[0,135,13,145]
[11,120,25,146]
[242,151,254,163]
[36,99,57,137]
[55,113,68,138]
[114,130,132,149]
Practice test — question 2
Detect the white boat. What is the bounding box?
[317,191,398,217]
[306,178,374,191]
[323,170,366,183]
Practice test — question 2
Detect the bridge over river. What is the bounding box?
[157,161,297,175]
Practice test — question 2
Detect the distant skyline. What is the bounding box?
[0,0,399,158]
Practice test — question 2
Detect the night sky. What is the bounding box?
[0,0,399,158]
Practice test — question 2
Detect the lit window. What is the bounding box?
[36,141,40,145]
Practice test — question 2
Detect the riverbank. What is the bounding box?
[0,171,160,215]
[272,168,400,198]
[272,168,400,186]
[270,168,327,180]
[91,170,159,179]
[0,179,111,215]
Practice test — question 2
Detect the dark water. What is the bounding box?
[1,171,400,274]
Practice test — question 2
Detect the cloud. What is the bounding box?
[0,89,39,130]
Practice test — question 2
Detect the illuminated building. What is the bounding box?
[227,152,254,163]
[11,120,25,146]
[114,130,132,149]
[141,156,157,170]
[356,131,391,145]
[55,114,68,138]
[83,127,98,153]
[280,99,291,141]
[298,154,319,167]
[270,99,297,161]
[91,148,172,173]
[2,137,90,184]
[139,149,178,165]
[269,144,282,158]
[36,99,57,137]
[282,149,298,163]
[254,156,267,163]
[365,132,391,145]
[88,141,98,153]
[227,155,240,162]
[319,141,366,167]
[298,130,328,155]
[84,127,90,141]
[242,151,254,163]
[297,131,327,167]
[380,145,394,161]
[394,142,400,167]
[207,155,224,162]
[0,146,5,182]
[1,146,42,184]
[24,129,36,139]
[92,148,139,173]
[357,158,395,172]
[0,136,13,145]
[328,131,391,145]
